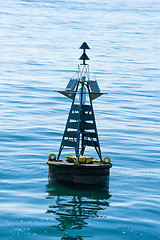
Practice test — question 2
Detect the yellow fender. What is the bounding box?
[103,156,111,164]
[48,153,56,161]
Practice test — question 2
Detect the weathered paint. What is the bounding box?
[47,160,112,185]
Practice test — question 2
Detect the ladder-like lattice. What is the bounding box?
[57,42,103,162]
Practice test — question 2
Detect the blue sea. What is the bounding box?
[0,0,160,239]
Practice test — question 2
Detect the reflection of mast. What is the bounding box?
[46,183,111,234]
[57,42,104,162]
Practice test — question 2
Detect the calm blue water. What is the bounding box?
[0,0,160,239]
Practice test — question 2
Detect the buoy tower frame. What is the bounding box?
[57,42,103,163]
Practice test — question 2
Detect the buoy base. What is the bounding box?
[47,160,112,185]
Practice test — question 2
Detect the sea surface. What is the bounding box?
[0,0,160,239]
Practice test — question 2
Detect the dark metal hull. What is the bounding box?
[47,160,112,185]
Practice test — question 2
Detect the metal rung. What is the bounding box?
[63,140,77,147]
[64,131,78,138]
[84,140,99,147]
[83,131,97,138]
[81,105,92,112]
[81,122,95,130]
[67,122,78,129]
[71,104,80,111]
[69,113,79,120]
[81,114,94,121]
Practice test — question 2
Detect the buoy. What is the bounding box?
[48,153,56,161]
[46,43,113,185]
[103,157,111,164]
